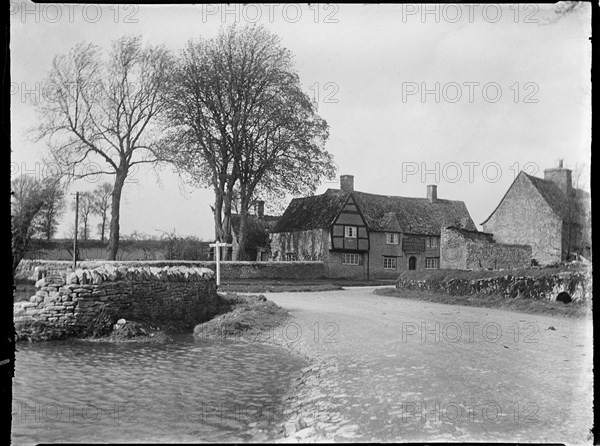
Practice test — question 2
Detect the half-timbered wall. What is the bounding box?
[331,195,369,252]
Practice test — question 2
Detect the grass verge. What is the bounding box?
[218,279,394,293]
[374,287,592,318]
[193,292,291,343]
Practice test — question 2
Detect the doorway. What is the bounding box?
[408,256,417,270]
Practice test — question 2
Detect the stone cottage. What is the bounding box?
[481,161,591,266]
[270,175,477,279]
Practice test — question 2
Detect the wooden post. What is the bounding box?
[209,241,232,286]
[73,191,79,270]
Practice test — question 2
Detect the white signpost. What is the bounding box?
[209,241,233,286]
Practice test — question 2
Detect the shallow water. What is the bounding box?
[12,334,306,444]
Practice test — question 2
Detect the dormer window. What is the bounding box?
[386,232,399,244]
[345,226,357,238]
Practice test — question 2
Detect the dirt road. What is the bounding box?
[265,287,593,444]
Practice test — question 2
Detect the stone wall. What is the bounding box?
[440,227,531,270]
[16,259,327,281]
[395,268,591,302]
[14,265,219,342]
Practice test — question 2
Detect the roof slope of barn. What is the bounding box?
[272,190,476,235]
[481,171,569,225]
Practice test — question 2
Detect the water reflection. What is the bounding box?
[13,334,306,444]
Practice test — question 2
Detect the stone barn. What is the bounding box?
[481,161,591,266]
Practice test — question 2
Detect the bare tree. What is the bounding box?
[73,192,94,242]
[91,182,113,242]
[161,25,334,259]
[33,35,173,259]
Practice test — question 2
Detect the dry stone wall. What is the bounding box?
[440,227,531,271]
[395,269,591,302]
[16,259,326,281]
[14,265,218,342]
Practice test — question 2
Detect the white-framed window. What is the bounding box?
[383,257,397,270]
[386,232,399,244]
[286,252,297,261]
[343,253,360,265]
[345,226,357,238]
[426,236,439,248]
[425,257,439,269]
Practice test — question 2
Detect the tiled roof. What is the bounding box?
[444,226,495,243]
[271,193,348,232]
[231,213,279,234]
[524,173,569,218]
[352,191,477,235]
[272,189,477,236]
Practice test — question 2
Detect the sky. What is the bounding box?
[10,2,592,240]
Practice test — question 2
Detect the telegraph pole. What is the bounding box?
[73,192,79,269]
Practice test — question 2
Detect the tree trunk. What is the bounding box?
[100,214,106,243]
[107,169,127,260]
[213,189,225,242]
[222,198,233,261]
[236,207,249,261]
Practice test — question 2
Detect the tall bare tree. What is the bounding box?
[73,192,94,242]
[161,25,334,259]
[91,182,113,242]
[33,35,172,259]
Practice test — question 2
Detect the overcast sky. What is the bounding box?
[10,2,591,240]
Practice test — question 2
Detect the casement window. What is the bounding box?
[343,253,360,265]
[425,257,440,269]
[344,226,357,238]
[426,236,439,248]
[285,252,297,261]
[383,257,397,270]
[386,232,399,244]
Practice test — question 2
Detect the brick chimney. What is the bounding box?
[340,175,354,193]
[544,159,572,196]
[255,200,265,218]
[427,185,437,202]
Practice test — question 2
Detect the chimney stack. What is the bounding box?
[340,175,354,193]
[544,160,572,196]
[427,185,437,202]
[255,200,265,218]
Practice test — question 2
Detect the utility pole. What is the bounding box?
[73,192,79,269]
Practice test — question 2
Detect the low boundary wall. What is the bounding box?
[16,260,327,281]
[14,265,218,342]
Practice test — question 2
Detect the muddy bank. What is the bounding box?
[82,319,173,344]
